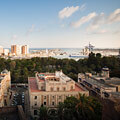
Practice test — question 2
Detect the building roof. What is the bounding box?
[28,77,40,92]
[1,69,8,74]
[104,77,120,85]
[28,77,84,93]
[85,78,114,89]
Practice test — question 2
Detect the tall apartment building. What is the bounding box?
[3,49,9,56]
[28,71,89,118]
[0,70,11,107]
[21,45,29,55]
[0,46,4,55]
[11,45,21,55]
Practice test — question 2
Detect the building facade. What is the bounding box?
[28,71,89,117]
[0,70,11,107]
[0,46,4,55]
[21,45,29,55]
[3,49,9,56]
[78,67,120,98]
[11,45,21,55]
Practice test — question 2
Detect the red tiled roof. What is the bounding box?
[74,83,84,91]
[28,77,41,92]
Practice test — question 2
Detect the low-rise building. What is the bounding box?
[78,67,120,98]
[0,69,11,107]
[28,71,89,118]
[104,77,120,92]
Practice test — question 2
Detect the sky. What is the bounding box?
[0,0,120,48]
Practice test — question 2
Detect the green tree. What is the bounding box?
[57,95,102,120]
[38,105,48,120]
[10,61,16,70]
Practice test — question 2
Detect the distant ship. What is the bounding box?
[69,42,94,58]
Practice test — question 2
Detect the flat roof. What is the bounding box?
[85,78,114,88]
[91,75,106,80]
[28,77,84,93]
[105,77,120,85]
[38,73,73,83]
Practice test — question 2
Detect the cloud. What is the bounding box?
[71,12,97,28]
[59,6,79,19]
[97,29,107,34]
[113,29,120,34]
[26,24,35,35]
[87,9,120,32]
[12,34,18,40]
[90,29,107,34]
[107,9,120,23]
[87,13,105,31]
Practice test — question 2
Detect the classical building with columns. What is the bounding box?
[28,70,89,117]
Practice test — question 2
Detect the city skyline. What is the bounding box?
[0,0,120,48]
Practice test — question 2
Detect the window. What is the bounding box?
[63,87,66,91]
[52,96,54,99]
[51,87,53,91]
[34,96,37,99]
[44,101,46,105]
[41,86,43,90]
[59,96,61,99]
[79,78,81,82]
[34,101,37,106]
[52,101,54,106]
[34,110,37,115]
[44,96,46,99]
[59,102,61,105]
[57,87,59,91]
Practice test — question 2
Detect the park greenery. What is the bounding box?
[38,95,102,120]
[0,52,120,83]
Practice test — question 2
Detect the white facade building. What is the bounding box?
[28,71,89,118]
[4,49,9,56]
[21,45,29,55]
